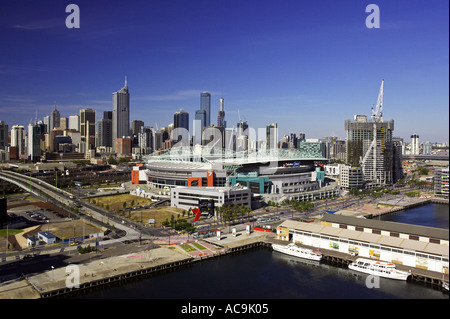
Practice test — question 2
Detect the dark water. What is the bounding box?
[74,204,449,299]
[379,203,449,229]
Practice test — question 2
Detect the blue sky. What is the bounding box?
[0,0,448,142]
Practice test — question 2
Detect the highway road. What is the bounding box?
[0,170,148,246]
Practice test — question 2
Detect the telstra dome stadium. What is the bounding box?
[139,144,338,201]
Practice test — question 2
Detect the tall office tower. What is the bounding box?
[194,110,206,145]
[298,132,306,143]
[153,131,162,150]
[27,121,46,162]
[237,120,249,136]
[138,126,154,155]
[68,115,79,131]
[410,134,420,155]
[59,117,68,131]
[345,114,394,186]
[0,121,8,150]
[423,141,432,155]
[10,125,25,157]
[49,105,60,131]
[217,97,225,127]
[200,92,211,127]
[266,123,278,151]
[174,109,189,146]
[392,137,404,183]
[80,108,96,152]
[97,111,112,148]
[43,116,50,133]
[112,78,130,152]
[131,120,144,136]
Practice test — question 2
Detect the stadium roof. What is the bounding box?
[143,146,327,166]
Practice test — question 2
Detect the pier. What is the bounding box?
[1,229,447,299]
[333,196,448,219]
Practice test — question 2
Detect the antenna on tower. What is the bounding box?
[125,75,127,87]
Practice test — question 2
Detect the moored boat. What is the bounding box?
[272,243,322,261]
[348,258,410,281]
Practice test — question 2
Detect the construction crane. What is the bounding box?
[371,79,384,122]
[362,80,385,184]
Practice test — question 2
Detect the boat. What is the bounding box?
[442,281,449,292]
[348,258,410,281]
[272,243,322,261]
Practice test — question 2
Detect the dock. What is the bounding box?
[0,227,448,298]
[331,196,448,219]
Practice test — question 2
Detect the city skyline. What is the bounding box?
[0,0,448,142]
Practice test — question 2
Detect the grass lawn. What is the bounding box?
[87,194,191,227]
[180,243,197,252]
[0,229,23,237]
[127,206,189,227]
[87,194,154,212]
[192,242,207,250]
[45,220,104,239]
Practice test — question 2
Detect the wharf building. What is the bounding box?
[277,214,449,275]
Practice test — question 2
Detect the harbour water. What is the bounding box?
[73,204,449,299]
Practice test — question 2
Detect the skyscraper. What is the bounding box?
[217,97,225,128]
[266,123,278,151]
[80,108,96,152]
[200,92,211,127]
[27,121,45,162]
[97,111,112,148]
[174,109,189,146]
[410,134,420,155]
[0,121,8,150]
[68,115,79,131]
[194,109,206,145]
[131,120,144,136]
[345,114,394,186]
[10,125,25,158]
[112,78,130,151]
[49,105,60,131]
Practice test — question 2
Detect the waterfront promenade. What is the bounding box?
[0,229,271,299]
[0,195,447,299]
[328,196,448,218]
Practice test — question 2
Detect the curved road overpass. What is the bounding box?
[0,170,146,246]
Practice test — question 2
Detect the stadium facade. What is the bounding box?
[139,145,339,202]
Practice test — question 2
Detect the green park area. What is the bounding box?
[88,194,191,228]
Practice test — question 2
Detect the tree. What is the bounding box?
[107,156,117,165]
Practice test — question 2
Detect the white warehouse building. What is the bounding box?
[277,217,449,274]
[171,185,251,215]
